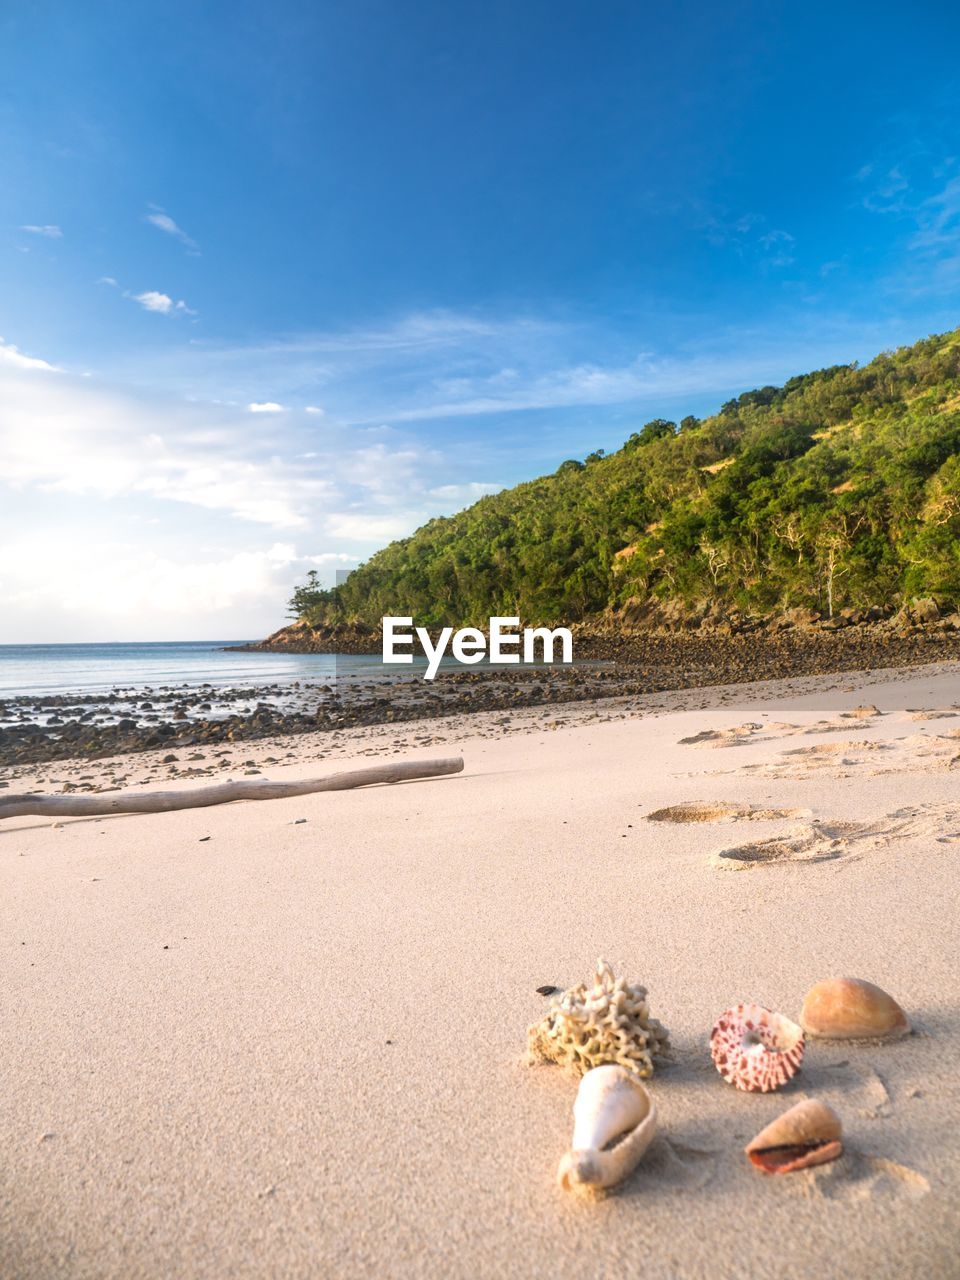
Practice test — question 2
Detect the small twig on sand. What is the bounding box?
[0,757,465,820]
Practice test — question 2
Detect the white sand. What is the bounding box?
[2,661,960,1278]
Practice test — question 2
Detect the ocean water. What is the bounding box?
[0,640,401,697]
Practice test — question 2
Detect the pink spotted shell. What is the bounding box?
[710,1003,805,1092]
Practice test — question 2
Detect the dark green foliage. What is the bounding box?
[286,569,338,619]
[291,328,960,627]
[638,418,677,444]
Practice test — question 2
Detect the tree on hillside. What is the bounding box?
[287,569,336,619]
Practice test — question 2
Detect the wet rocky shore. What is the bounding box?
[3,621,960,768]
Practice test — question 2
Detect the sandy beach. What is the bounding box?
[3,659,960,1278]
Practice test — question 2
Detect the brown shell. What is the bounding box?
[800,977,909,1041]
[710,1003,805,1092]
[746,1098,843,1174]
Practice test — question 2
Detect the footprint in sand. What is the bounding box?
[678,723,768,748]
[709,802,960,869]
[710,822,850,869]
[680,713,882,751]
[646,801,808,824]
[715,733,960,780]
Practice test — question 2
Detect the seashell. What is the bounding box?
[557,1064,658,1195]
[800,977,909,1041]
[710,1003,805,1092]
[746,1098,843,1174]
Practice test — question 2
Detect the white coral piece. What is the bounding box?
[528,959,670,1079]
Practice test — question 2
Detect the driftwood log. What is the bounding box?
[0,757,465,820]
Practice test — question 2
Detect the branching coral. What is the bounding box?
[527,959,670,1079]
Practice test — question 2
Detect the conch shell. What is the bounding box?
[710,1003,805,1092]
[800,977,909,1041]
[557,1064,658,1195]
[746,1098,843,1174]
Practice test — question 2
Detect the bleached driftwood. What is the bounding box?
[0,756,464,820]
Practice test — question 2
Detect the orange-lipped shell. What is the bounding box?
[746,1098,843,1174]
[710,1002,805,1092]
[800,977,909,1041]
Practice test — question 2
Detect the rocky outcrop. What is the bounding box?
[244,594,960,657]
[596,596,959,639]
[229,620,381,655]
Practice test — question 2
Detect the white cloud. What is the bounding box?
[0,367,329,527]
[305,405,324,415]
[429,481,502,503]
[0,338,61,373]
[0,341,469,550]
[134,290,174,313]
[19,224,62,238]
[145,207,199,252]
[324,512,422,542]
[0,329,488,637]
[248,401,285,413]
[131,290,196,316]
[0,535,308,638]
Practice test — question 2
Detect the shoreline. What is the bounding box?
[4,628,960,769]
[6,653,960,795]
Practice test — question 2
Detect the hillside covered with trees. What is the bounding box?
[290,327,960,631]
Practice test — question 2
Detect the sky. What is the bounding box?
[2,0,960,642]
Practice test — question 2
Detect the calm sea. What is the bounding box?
[0,641,397,697]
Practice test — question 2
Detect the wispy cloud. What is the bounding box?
[113,306,938,441]
[858,164,911,214]
[0,336,485,539]
[1,364,326,528]
[248,401,286,413]
[912,174,960,254]
[144,205,199,253]
[758,229,796,268]
[700,210,795,268]
[858,149,960,295]
[19,224,62,238]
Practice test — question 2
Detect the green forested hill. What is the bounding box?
[295,327,960,628]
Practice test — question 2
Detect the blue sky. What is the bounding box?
[2,0,960,640]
